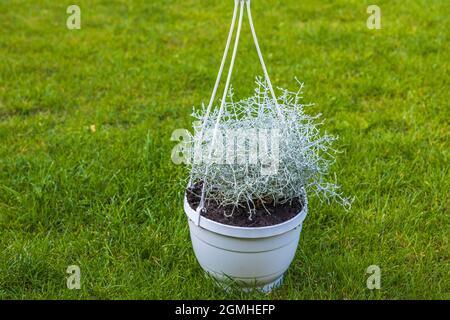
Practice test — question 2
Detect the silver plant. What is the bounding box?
[186,78,350,218]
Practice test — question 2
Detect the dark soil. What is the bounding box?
[186,182,303,227]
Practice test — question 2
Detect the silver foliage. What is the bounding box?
[186,78,350,217]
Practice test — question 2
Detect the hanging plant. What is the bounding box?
[181,0,350,292]
[186,78,350,223]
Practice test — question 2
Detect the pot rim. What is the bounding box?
[184,188,308,239]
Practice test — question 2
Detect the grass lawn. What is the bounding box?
[0,0,448,299]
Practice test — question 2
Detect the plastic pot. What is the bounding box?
[184,190,308,292]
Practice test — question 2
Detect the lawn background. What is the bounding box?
[0,0,448,299]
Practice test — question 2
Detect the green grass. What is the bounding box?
[0,0,448,299]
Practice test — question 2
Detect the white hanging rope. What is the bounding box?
[246,0,284,120]
[198,0,245,212]
[199,0,239,140]
[189,0,239,187]
[197,0,281,214]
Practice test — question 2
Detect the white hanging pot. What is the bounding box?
[184,190,308,292]
[184,0,307,292]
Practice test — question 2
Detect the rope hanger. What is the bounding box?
[194,0,282,222]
